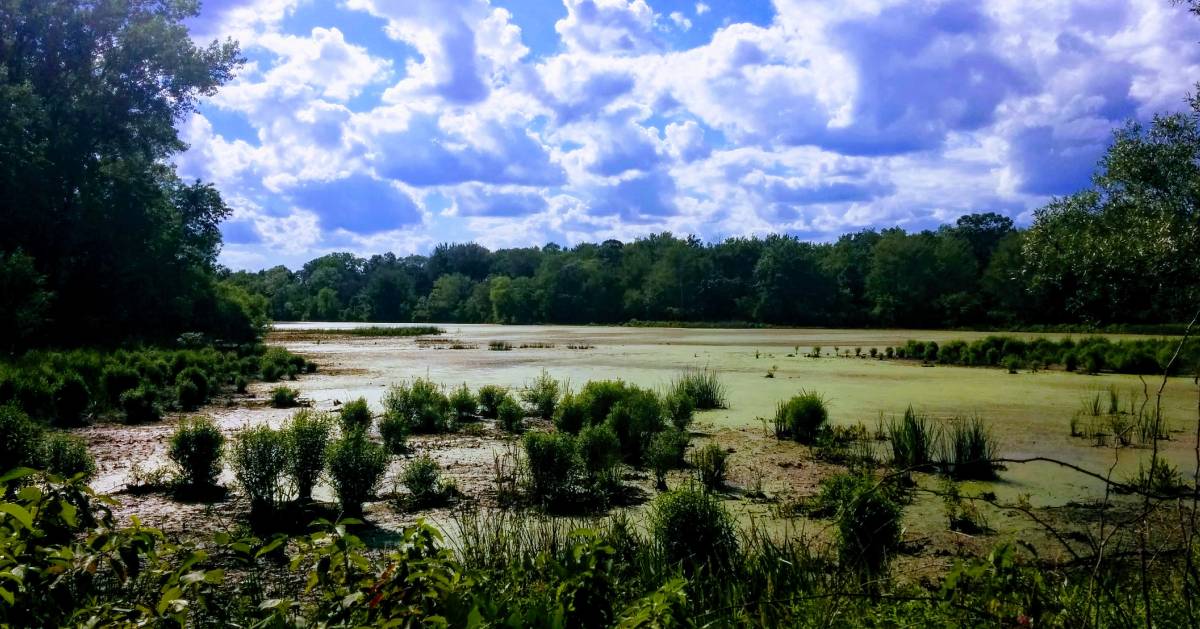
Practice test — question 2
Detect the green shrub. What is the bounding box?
[120,385,162,424]
[230,425,288,517]
[834,473,902,577]
[449,384,478,422]
[497,394,524,432]
[523,431,578,505]
[1002,354,1021,374]
[50,372,90,426]
[602,388,663,463]
[0,404,43,472]
[938,417,998,481]
[339,397,373,432]
[285,409,333,502]
[810,472,864,519]
[168,416,225,490]
[270,386,300,409]
[382,379,450,434]
[327,431,388,516]
[662,390,695,432]
[41,432,96,481]
[175,367,210,409]
[521,370,560,420]
[477,384,507,419]
[649,484,737,573]
[553,391,588,434]
[887,406,937,471]
[646,427,689,490]
[102,365,140,405]
[772,391,828,443]
[922,342,939,363]
[400,454,452,508]
[690,442,727,490]
[235,376,248,393]
[576,380,638,427]
[176,379,203,411]
[576,423,622,492]
[669,368,727,410]
[378,412,408,455]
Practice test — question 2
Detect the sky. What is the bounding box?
[177,0,1200,270]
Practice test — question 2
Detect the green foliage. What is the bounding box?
[662,389,695,432]
[40,432,96,481]
[378,412,409,455]
[939,416,999,481]
[521,370,561,420]
[649,484,737,573]
[690,442,728,490]
[646,427,689,489]
[772,391,829,443]
[576,423,622,492]
[448,384,478,422]
[0,405,42,473]
[338,397,372,432]
[553,391,588,434]
[102,364,140,406]
[284,410,333,501]
[229,425,288,517]
[270,386,300,409]
[477,384,507,419]
[400,454,453,508]
[50,372,90,426]
[168,417,225,490]
[522,431,579,505]
[497,394,525,432]
[887,406,937,471]
[603,388,664,463]
[833,473,902,577]
[174,367,211,411]
[327,431,388,516]
[669,368,727,410]
[897,335,1199,376]
[383,379,451,434]
[120,385,162,424]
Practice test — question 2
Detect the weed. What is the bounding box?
[168,416,225,490]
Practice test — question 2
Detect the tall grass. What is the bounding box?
[669,368,727,410]
[886,406,937,471]
[938,416,998,481]
[772,391,828,443]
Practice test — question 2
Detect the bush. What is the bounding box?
[382,379,450,434]
[176,379,203,411]
[378,412,408,455]
[649,485,737,573]
[834,474,902,577]
[772,391,828,443]
[1002,354,1021,374]
[523,431,578,505]
[497,394,524,432]
[922,342,939,363]
[521,370,560,421]
[175,367,210,410]
[669,368,727,410]
[0,404,43,472]
[449,384,478,422]
[168,416,225,490]
[887,407,937,471]
[102,365,140,405]
[230,425,288,517]
[235,376,248,393]
[690,442,728,490]
[41,432,96,481]
[52,372,90,426]
[327,431,388,516]
[120,385,162,424]
[553,391,588,434]
[662,390,695,432]
[603,389,664,463]
[576,423,622,492]
[646,427,689,490]
[576,380,638,428]
[285,410,333,502]
[477,384,507,419]
[400,454,452,508]
[939,417,998,481]
[339,397,373,432]
[270,386,300,408]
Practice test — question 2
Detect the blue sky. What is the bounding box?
[177,0,1200,270]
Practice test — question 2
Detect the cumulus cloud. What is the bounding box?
[556,0,664,55]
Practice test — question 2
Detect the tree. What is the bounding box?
[0,250,52,351]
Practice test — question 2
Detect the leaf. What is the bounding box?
[0,586,12,605]
[0,468,36,485]
[0,503,34,530]
[157,586,182,615]
[59,500,78,528]
[255,536,285,558]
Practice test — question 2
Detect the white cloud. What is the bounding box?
[695,3,710,16]
[669,12,692,31]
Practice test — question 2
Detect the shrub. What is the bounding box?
[939,416,998,481]
[176,379,203,411]
[378,412,408,455]
[477,385,507,419]
[120,385,162,424]
[41,432,96,481]
[646,427,689,490]
[230,425,288,517]
[235,376,248,393]
[0,404,43,472]
[497,394,524,432]
[449,384,478,422]
[887,406,937,471]
[270,386,300,408]
[327,431,388,517]
[285,410,333,502]
[383,379,450,433]
[521,370,560,421]
[772,391,828,443]
[553,392,588,434]
[52,372,90,426]
[690,442,728,490]
[168,416,225,490]
[102,365,140,405]
[576,423,622,492]
[669,368,727,410]
[1002,354,1021,374]
[810,472,865,518]
[576,380,638,427]
[603,389,664,463]
[835,473,902,577]
[649,485,737,573]
[400,454,452,508]
[523,431,578,505]
[175,367,210,409]
[339,397,373,432]
[662,390,695,432]
[922,342,939,363]
[1064,351,1079,372]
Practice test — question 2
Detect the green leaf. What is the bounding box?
[0,468,36,485]
[59,500,78,528]
[157,586,182,615]
[0,503,34,530]
[0,586,12,605]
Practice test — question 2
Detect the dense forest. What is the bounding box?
[226,110,1200,329]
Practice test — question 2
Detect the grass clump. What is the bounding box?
[270,386,300,409]
[834,473,902,578]
[382,378,451,434]
[521,370,560,421]
[772,391,828,443]
[327,431,388,516]
[399,454,455,509]
[646,427,689,490]
[338,397,373,432]
[938,416,999,481]
[649,484,737,573]
[887,406,937,471]
[488,340,513,351]
[284,410,333,502]
[168,416,225,491]
[41,432,96,481]
[662,389,695,432]
[553,391,588,434]
[690,442,728,490]
[229,425,289,518]
[669,367,727,410]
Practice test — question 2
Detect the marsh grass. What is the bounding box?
[886,406,937,471]
[270,385,300,408]
[296,326,444,337]
[772,391,828,443]
[488,340,513,351]
[937,416,998,481]
[669,367,727,410]
[690,442,728,490]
